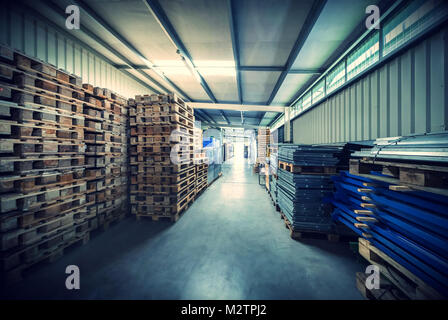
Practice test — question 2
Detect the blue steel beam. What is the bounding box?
[143,0,218,103]
[196,109,217,124]
[266,0,327,105]
[65,0,191,100]
[228,0,242,104]
[221,110,231,125]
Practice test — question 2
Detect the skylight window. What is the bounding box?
[326,62,346,94]
[312,79,325,104]
[347,33,379,80]
[383,0,445,56]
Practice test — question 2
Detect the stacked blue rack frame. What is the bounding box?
[331,171,448,298]
[329,132,448,298]
[277,145,344,233]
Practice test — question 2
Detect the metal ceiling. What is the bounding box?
[24,0,385,126]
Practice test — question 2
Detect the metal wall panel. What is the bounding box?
[1,5,150,98]
[293,26,448,144]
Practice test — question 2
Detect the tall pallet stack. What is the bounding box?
[82,85,128,231]
[0,46,91,284]
[277,145,344,240]
[193,125,208,198]
[257,128,270,165]
[193,126,207,164]
[129,93,196,222]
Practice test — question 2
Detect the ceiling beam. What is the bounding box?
[66,0,191,100]
[288,69,322,74]
[220,110,231,124]
[190,103,285,113]
[143,0,217,103]
[266,0,327,105]
[228,0,242,104]
[239,66,283,72]
[114,64,322,75]
[201,122,260,129]
[195,109,217,124]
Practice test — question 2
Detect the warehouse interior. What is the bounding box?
[1,0,448,300]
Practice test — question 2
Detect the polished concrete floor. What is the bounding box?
[2,157,364,299]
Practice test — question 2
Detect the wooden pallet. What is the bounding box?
[1,228,90,286]
[350,159,448,188]
[0,102,84,126]
[278,161,337,174]
[130,175,195,194]
[131,144,194,155]
[131,162,194,175]
[196,169,207,179]
[130,183,195,205]
[130,102,193,119]
[280,212,342,242]
[132,167,196,185]
[0,170,85,194]
[358,238,444,299]
[134,189,195,222]
[130,134,193,145]
[353,172,448,197]
[1,59,82,95]
[195,163,208,172]
[195,181,208,199]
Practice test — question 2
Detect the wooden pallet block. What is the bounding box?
[280,212,339,242]
[352,158,448,188]
[0,169,85,194]
[278,161,337,174]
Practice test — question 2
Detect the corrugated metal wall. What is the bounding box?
[292,25,448,144]
[0,4,150,98]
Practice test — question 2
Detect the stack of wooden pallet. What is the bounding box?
[83,85,128,231]
[193,126,207,164]
[129,93,196,222]
[257,128,270,165]
[195,163,208,199]
[0,46,91,284]
[0,45,129,284]
[193,124,208,198]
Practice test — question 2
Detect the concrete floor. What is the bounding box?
[2,157,364,299]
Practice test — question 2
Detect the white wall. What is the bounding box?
[0,3,151,98]
[293,25,448,143]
